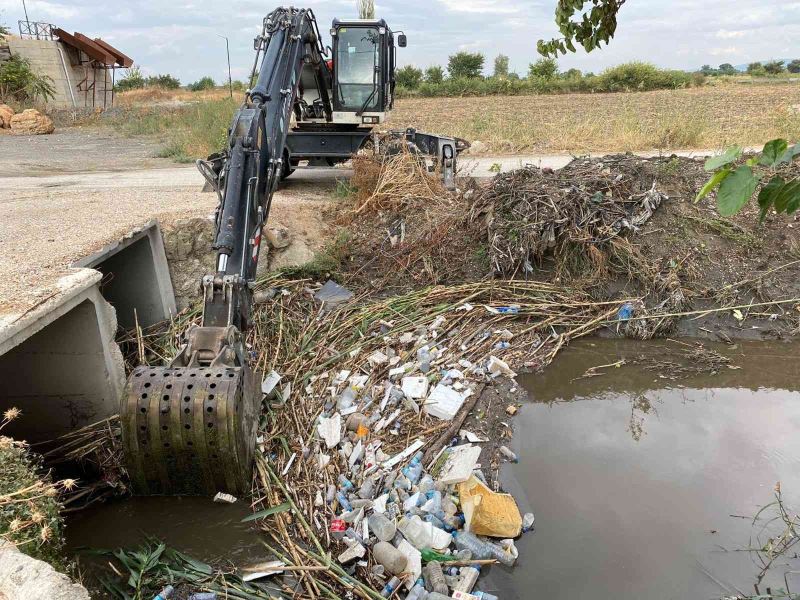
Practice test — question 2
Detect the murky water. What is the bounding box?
[488,338,800,600]
[67,338,800,599]
[65,496,269,578]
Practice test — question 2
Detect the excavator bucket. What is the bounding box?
[121,364,260,495]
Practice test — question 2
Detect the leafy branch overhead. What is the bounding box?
[538,0,627,57]
[696,139,800,220]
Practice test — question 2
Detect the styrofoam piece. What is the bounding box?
[436,444,482,485]
[424,383,468,420]
[261,370,281,395]
[396,539,422,590]
[402,376,429,399]
[317,413,342,449]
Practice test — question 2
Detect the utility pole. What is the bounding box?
[217,34,233,98]
[21,0,30,24]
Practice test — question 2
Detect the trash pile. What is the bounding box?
[470,154,671,277]
[242,277,626,599]
[297,325,532,599]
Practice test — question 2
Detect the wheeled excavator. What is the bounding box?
[121,7,463,494]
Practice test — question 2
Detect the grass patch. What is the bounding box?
[108,98,237,160]
[680,214,762,249]
[278,230,351,280]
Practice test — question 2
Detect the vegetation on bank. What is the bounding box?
[0,409,68,567]
[0,21,54,105]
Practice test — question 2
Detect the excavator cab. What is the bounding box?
[330,19,397,124]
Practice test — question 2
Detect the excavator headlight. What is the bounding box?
[362,116,379,124]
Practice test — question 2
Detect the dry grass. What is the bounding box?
[114,87,233,108]
[386,85,800,154]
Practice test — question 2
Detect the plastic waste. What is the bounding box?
[419,475,435,494]
[373,541,408,575]
[453,531,516,567]
[475,592,499,600]
[338,474,354,490]
[329,518,346,541]
[617,302,634,320]
[188,594,217,600]
[522,512,535,532]
[153,586,175,600]
[359,477,376,499]
[336,491,352,512]
[498,446,518,463]
[406,578,427,600]
[423,559,449,594]
[380,575,402,598]
[454,565,480,593]
[421,548,458,562]
[402,451,424,483]
[337,387,357,411]
[398,514,431,550]
[427,593,452,600]
[368,512,397,542]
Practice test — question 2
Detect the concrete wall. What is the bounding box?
[5,37,114,109]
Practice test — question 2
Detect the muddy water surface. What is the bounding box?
[488,339,800,600]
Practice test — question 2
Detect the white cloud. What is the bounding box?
[709,46,739,57]
[715,29,746,39]
[438,0,519,14]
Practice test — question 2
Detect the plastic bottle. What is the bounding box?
[402,451,424,483]
[188,594,217,600]
[522,512,535,532]
[454,565,480,593]
[417,346,432,372]
[326,484,336,504]
[498,446,518,463]
[373,541,408,575]
[398,514,431,550]
[423,560,449,594]
[380,575,402,598]
[475,592,499,600]
[423,513,447,530]
[453,532,515,567]
[368,512,397,542]
[406,578,427,600]
[153,587,175,600]
[337,387,357,411]
[336,491,352,512]
[418,474,435,494]
[421,548,457,563]
[359,476,375,499]
[330,518,346,541]
[338,474,354,489]
[427,592,452,600]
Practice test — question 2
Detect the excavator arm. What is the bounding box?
[121,8,331,495]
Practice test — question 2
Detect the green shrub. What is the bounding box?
[788,60,800,74]
[424,66,444,84]
[764,60,785,75]
[0,55,55,103]
[188,76,216,91]
[395,65,423,89]
[529,57,558,80]
[116,66,146,91]
[146,74,181,89]
[595,62,691,91]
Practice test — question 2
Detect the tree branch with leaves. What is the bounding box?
[538,0,627,57]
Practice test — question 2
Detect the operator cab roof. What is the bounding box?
[332,18,390,29]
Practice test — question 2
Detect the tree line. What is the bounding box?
[700,60,800,77]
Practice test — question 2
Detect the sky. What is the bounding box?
[1,0,800,83]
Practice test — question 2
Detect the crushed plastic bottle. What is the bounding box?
[153,586,175,600]
[373,541,408,575]
[336,491,352,512]
[402,451,424,483]
[522,512,535,532]
[380,575,402,598]
[406,578,427,600]
[337,387,357,411]
[453,531,516,567]
[454,565,480,593]
[368,512,397,542]
[358,476,375,499]
[338,474,354,490]
[499,446,519,463]
[398,514,431,550]
[423,559,450,594]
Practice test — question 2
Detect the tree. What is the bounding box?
[116,66,145,91]
[395,65,423,89]
[718,63,737,75]
[447,52,484,79]
[424,65,444,84]
[700,64,716,76]
[788,59,800,74]
[0,55,55,103]
[562,67,582,79]
[493,54,509,78]
[538,0,626,56]
[188,76,216,91]
[529,57,559,80]
[747,62,763,74]
[146,74,181,89]
[764,60,785,75]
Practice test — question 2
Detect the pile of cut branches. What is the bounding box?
[471,155,676,277]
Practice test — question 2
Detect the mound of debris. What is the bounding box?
[471,155,672,276]
[9,109,54,135]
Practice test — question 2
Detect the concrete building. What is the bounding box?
[0,22,132,109]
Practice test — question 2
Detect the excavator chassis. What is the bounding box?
[121,364,259,495]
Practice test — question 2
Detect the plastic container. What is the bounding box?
[380,575,401,598]
[499,445,518,463]
[423,560,449,594]
[398,514,431,550]
[453,532,515,567]
[406,578,427,600]
[402,451,424,483]
[475,592,499,600]
[373,541,408,575]
[336,491,352,512]
[188,594,217,600]
[427,593,452,600]
[337,387,357,411]
[454,565,480,593]
[338,474,354,489]
[368,512,397,542]
[418,474,435,494]
[358,476,375,499]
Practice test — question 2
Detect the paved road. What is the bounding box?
[0,149,727,191]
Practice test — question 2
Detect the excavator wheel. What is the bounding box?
[121,365,260,496]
